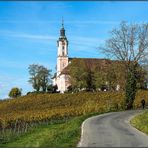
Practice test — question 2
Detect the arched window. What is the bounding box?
[62,46,65,56]
[62,50,65,56]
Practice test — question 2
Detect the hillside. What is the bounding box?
[0,90,148,147]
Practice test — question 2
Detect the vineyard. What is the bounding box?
[0,90,148,144]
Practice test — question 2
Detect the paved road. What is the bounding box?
[78,110,148,147]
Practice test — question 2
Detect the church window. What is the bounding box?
[62,46,65,56]
[62,50,65,56]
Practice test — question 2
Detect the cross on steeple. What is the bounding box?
[60,17,65,37]
[62,17,64,28]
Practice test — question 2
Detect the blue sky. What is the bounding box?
[0,1,148,99]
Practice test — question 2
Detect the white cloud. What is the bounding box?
[0,30,57,41]
[69,36,105,51]
[0,29,105,50]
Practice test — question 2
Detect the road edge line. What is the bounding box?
[77,112,113,147]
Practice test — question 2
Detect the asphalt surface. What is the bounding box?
[78,110,148,147]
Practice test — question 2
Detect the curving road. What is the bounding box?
[78,110,148,147]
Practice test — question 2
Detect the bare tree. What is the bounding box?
[100,22,148,109]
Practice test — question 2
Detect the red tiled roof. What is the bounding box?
[60,58,124,75]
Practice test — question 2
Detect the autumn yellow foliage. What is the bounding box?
[0,90,147,129]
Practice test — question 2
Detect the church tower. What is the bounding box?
[57,19,69,76]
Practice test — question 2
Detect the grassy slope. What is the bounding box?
[0,113,102,148]
[0,90,148,147]
[130,110,148,134]
[0,116,83,148]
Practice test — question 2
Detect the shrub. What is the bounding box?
[47,85,53,93]
[8,88,22,98]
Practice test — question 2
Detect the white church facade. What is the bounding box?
[53,22,70,93]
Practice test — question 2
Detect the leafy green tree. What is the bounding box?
[86,70,96,91]
[28,64,41,91]
[67,85,73,92]
[9,87,22,98]
[47,84,53,93]
[47,84,58,93]
[38,66,51,92]
[136,65,147,89]
[125,67,137,109]
[93,69,106,91]
[69,60,88,91]
[106,66,117,91]
[52,85,58,93]
[28,64,52,92]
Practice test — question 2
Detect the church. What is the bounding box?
[52,22,127,93]
[52,22,70,93]
[51,21,148,93]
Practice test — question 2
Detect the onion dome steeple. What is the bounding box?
[60,18,65,37]
[59,18,67,41]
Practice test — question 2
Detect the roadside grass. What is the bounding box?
[0,116,81,148]
[0,112,104,148]
[130,110,148,134]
